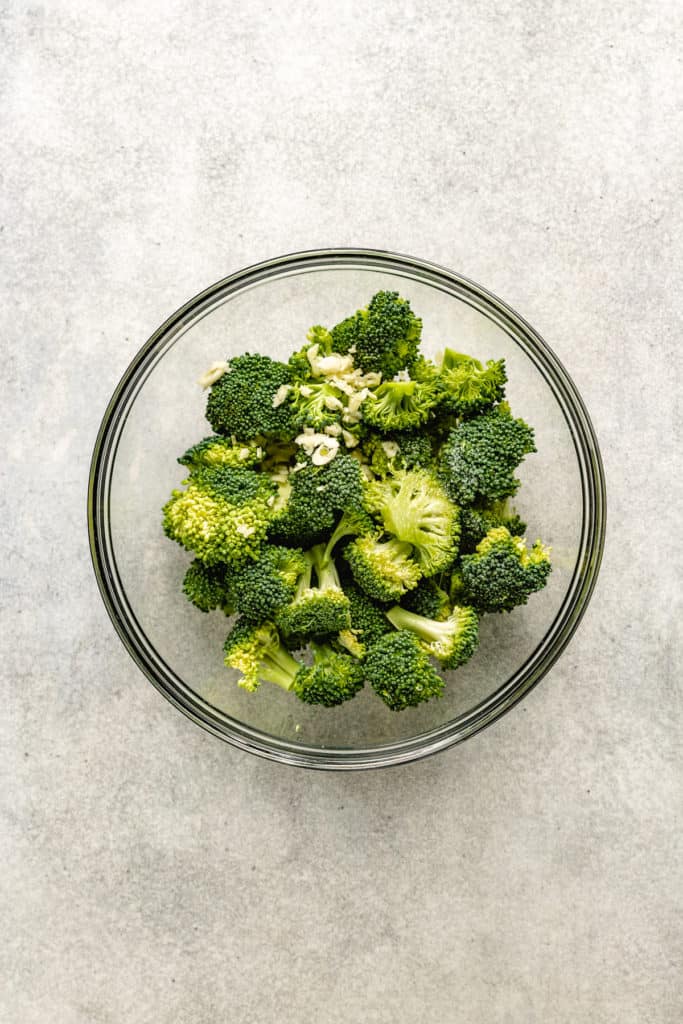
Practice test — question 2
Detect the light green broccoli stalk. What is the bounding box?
[385,604,479,670]
[275,546,351,644]
[223,619,304,692]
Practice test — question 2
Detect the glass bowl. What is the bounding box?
[88,249,606,769]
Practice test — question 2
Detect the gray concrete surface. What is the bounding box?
[2,1,681,1021]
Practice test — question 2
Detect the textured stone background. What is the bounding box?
[2,2,681,1022]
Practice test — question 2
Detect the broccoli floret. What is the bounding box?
[395,432,434,470]
[447,567,466,605]
[439,403,536,505]
[460,526,552,613]
[364,631,445,711]
[329,311,364,356]
[459,501,527,554]
[331,579,393,658]
[345,534,422,602]
[288,325,335,379]
[400,577,451,621]
[362,379,439,433]
[182,559,234,613]
[178,436,264,471]
[259,438,297,475]
[320,507,375,565]
[363,469,459,576]
[223,618,303,692]
[410,354,439,382]
[435,349,507,417]
[292,643,365,707]
[205,353,296,440]
[227,544,308,622]
[385,604,479,670]
[361,432,435,478]
[162,465,276,565]
[223,620,362,706]
[330,290,422,377]
[269,452,364,547]
[359,436,396,478]
[275,545,351,643]
[291,380,346,429]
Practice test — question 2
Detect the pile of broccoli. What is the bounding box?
[162,291,551,711]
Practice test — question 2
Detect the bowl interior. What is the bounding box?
[92,252,603,766]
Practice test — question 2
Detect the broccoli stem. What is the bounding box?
[382,538,415,562]
[319,513,360,567]
[376,482,414,539]
[385,606,452,644]
[310,542,342,590]
[259,644,302,690]
[293,552,314,599]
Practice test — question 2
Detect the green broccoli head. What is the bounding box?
[288,325,335,380]
[330,579,393,658]
[345,534,422,602]
[162,465,276,565]
[223,618,303,692]
[329,311,363,357]
[439,403,536,506]
[275,547,351,644]
[292,643,365,707]
[269,452,364,547]
[205,353,296,441]
[459,501,527,554]
[227,544,308,622]
[289,379,348,431]
[435,349,507,417]
[178,436,264,471]
[361,379,439,434]
[330,291,422,377]
[319,507,376,565]
[385,604,479,670]
[447,567,466,606]
[399,577,451,621]
[460,526,552,613]
[410,354,440,382]
[182,559,234,614]
[361,432,434,478]
[363,469,459,576]
[364,631,445,711]
[394,432,434,471]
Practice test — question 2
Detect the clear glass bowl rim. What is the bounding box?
[88,248,607,770]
